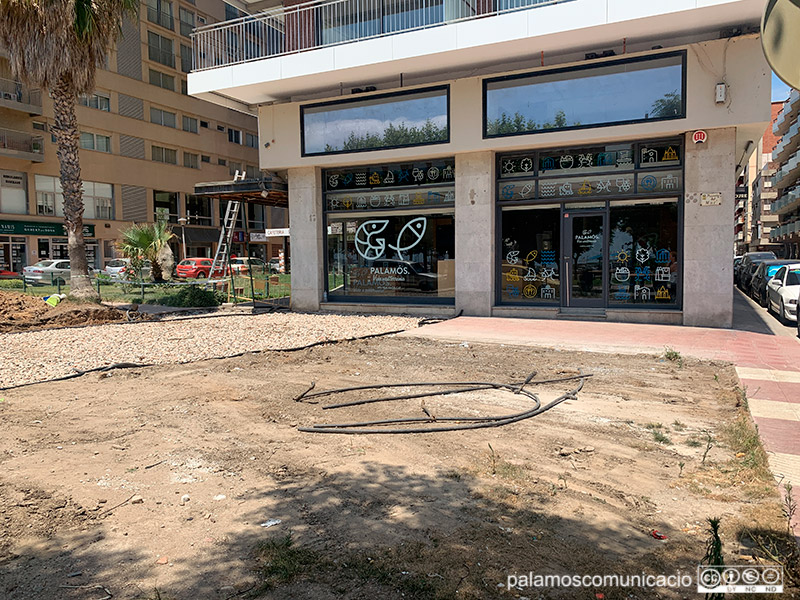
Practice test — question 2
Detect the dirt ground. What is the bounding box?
[0,333,796,600]
[0,290,126,333]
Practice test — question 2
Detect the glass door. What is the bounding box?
[563,212,605,307]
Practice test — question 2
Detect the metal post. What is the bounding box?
[178,216,188,260]
[243,206,257,304]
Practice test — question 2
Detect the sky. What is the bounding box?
[772,71,792,103]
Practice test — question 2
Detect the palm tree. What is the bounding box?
[0,0,138,299]
[118,221,175,282]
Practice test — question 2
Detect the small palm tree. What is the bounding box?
[0,0,139,299]
[118,221,175,282]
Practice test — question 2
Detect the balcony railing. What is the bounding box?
[0,77,42,112]
[0,128,44,160]
[148,7,175,30]
[774,88,800,137]
[192,0,571,71]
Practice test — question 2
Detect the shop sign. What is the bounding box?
[1,170,26,189]
[0,219,95,237]
[692,130,707,144]
[327,187,455,211]
[735,187,748,200]
[250,232,267,242]
[325,159,455,192]
[265,228,290,237]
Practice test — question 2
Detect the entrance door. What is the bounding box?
[563,212,605,308]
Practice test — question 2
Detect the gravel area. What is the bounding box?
[0,312,421,389]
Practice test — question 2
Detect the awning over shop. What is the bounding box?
[192,174,288,207]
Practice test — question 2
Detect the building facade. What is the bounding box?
[770,89,800,259]
[0,0,288,274]
[189,0,771,327]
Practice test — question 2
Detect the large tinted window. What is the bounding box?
[484,52,685,137]
[302,87,449,156]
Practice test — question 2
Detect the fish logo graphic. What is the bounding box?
[355,220,390,260]
[388,217,427,260]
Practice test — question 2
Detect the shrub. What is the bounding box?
[0,279,24,289]
[153,285,220,308]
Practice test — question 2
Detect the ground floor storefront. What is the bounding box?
[288,129,737,327]
[0,220,103,271]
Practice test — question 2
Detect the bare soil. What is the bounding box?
[0,334,794,600]
[0,290,126,333]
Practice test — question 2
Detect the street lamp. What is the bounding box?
[177,216,188,260]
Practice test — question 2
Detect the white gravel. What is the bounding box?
[0,312,421,388]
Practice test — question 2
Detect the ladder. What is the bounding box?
[208,199,241,282]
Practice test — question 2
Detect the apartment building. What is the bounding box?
[736,101,781,255]
[770,88,800,259]
[0,0,287,274]
[189,0,771,327]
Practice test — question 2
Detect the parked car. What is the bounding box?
[104,258,152,280]
[0,269,20,279]
[175,257,214,279]
[268,257,282,274]
[766,263,800,324]
[23,259,72,285]
[737,251,776,291]
[229,257,268,275]
[733,256,743,284]
[749,259,795,306]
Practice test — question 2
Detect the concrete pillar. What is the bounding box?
[455,151,495,316]
[287,166,324,312]
[683,128,736,327]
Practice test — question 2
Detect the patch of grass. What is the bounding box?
[442,469,463,481]
[651,430,673,445]
[672,420,686,431]
[720,413,772,482]
[255,534,321,588]
[685,438,702,448]
[664,347,684,368]
[644,422,664,430]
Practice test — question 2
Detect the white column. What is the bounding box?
[287,166,324,312]
[683,128,736,327]
[455,151,495,316]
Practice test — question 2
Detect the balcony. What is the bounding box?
[774,88,800,137]
[0,128,44,161]
[0,77,42,115]
[189,0,765,105]
[775,149,800,190]
[773,117,800,163]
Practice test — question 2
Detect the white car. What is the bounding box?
[766,263,800,323]
[23,259,72,285]
[104,258,152,280]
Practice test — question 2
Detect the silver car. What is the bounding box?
[104,258,152,280]
[23,259,72,285]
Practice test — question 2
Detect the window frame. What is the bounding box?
[148,68,175,91]
[148,30,175,68]
[300,85,451,157]
[183,152,199,169]
[151,145,178,164]
[79,131,111,153]
[182,115,198,133]
[482,51,687,139]
[150,107,177,128]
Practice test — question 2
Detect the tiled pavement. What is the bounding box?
[401,297,800,532]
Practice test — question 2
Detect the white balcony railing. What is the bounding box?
[192,0,572,71]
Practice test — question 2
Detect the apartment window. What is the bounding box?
[32,121,47,131]
[181,79,188,95]
[83,182,114,220]
[78,93,111,112]
[80,132,111,152]
[149,69,175,91]
[179,7,195,38]
[147,0,174,30]
[35,175,64,217]
[228,161,242,177]
[200,120,209,129]
[0,170,28,215]
[183,152,199,169]
[182,115,198,133]
[301,86,449,156]
[201,154,210,163]
[247,203,266,230]
[228,128,242,144]
[148,31,175,68]
[186,194,212,226]
[245,164,259,179]
[217,125,225,132]
[484,52,686,138]
[150,107,176,128]
[218,158,227,166]
[152,145,177,164]
[245,132,258,148]
[180,44,192,73]
[154,190,179,223]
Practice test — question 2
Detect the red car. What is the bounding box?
[175,258,214,279]
[0,269,20,279]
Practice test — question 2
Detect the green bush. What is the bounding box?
[153,285,221,308]
[0,279,24,289]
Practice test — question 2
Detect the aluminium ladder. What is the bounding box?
[207,199,241,284]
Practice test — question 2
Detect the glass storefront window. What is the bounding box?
[608,199,679,306]
[327,211,454,300]
[485,52,685,138]
[302,86,449,156]
[500,206,560,304]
